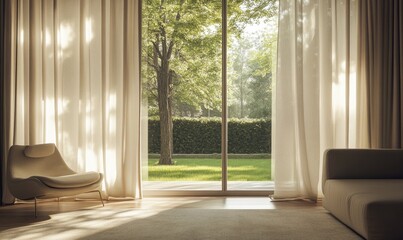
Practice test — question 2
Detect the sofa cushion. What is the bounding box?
[323,179,403,240]
[31,172,102,188]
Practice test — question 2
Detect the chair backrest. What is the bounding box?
[7,144,76,180]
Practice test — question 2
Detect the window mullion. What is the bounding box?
[221,0,228,192]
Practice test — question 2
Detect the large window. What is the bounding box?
[141,0,278,193]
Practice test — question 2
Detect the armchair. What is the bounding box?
[7,143,104,217]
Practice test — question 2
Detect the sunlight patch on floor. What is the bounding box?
[1,204,163,240]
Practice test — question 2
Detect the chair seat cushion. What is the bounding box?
[31,172,102,189]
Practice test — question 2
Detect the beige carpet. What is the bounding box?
[79,208,362,240]
[0,201,363,240]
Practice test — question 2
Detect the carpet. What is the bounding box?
[79,208,363,240]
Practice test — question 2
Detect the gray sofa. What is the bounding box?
[322,149,403,240]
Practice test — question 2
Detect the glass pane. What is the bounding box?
[227,1,278,190]
[142,0,222,191]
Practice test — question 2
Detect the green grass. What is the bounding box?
[146,158,271,181]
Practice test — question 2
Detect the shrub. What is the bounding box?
[148,117,271,154]
[228,118,271,153]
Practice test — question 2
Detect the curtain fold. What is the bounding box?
[359,0,403,148]
[273,0,363,200]
[1,0,17,205]
[2,0,142,204]
[0,0,5,204]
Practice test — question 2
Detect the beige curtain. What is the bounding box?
[2,0,142,204]
[0,0,6,205]
[359,0,403,148]
[273,0,365,200]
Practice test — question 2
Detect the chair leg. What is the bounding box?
[97,190,104,207]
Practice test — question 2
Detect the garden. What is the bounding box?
[147,118,272,181]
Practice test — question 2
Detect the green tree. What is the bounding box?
[228,32,277,119]
[246,32,277,119]
[143,0,223,164]
[228,37,252,118]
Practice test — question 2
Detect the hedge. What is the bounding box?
[148,117,271,154]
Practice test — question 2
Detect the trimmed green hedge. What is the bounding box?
[148,117,271,154]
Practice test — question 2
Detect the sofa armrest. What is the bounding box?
[323,149,403,184]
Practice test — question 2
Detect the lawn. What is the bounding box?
[146,158,271,181]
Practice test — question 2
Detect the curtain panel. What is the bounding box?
[1,0,16,205]
[359,0,403,148]
[273,0,365,200]
[2,0,142,205]
[0,0,6,204]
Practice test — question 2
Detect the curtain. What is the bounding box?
[0,0,5,204]
[1,0,16,205]
[359,0,403,148]
[273,0,365,200]
[2,0,142,205]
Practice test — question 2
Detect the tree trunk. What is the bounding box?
[153,12,177,165]
[157,55,174,165]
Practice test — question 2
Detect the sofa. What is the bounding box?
[322,149,403,240]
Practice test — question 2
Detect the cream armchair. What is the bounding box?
[7,143,104,217]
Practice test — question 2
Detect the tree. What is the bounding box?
[246,32,277,119]
[142,0,278,164]
[228,37,252,118]
[228,29,277,119]
[143,0,223,164]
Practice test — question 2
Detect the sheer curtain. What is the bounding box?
[2,0,142,204]
[273,0,366,200]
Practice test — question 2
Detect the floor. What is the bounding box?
[0,197,349,240]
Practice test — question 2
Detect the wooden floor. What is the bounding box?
[0,197,324,240]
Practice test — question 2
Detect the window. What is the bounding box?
[141,0,278,193]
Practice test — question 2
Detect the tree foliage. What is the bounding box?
[228,31,276,119]
[143,0,223,118]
